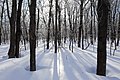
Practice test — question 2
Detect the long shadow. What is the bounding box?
[53,54,59,80]
[62,48,97,79]
[62,47,101,79]
[107,55,120,64]
[106,76,120,80]
[60,48,79,80]
[75,45,120,72]
[108,64,120,73]
[36,46,54,67]
[73,46,96,64]
[74,46,120,77]
[74,46,97,58]
[73,47,99,75]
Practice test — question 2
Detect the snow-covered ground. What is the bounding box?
[0,41,120,80]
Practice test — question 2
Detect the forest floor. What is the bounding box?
[0,41,120,80]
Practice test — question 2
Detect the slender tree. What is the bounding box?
[90,0,93,45]
[15,0,23,58]
[64,5,67,44]
[93,0,96,42]
[58,5,61,46]
[22,10,29,50]
[47,0,53,49]
[55,0,58,53]
[36,8,40,47]
[0,0,5,45]
[78,0,83,48]
[117,13,120,46]
[97,0,110,76]
[67,10,72,51]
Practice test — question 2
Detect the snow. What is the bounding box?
[0,42,120,80]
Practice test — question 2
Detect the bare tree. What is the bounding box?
[90,0,93,45]
[0,0,5,45]
[47,0,53,49]
[78,0,83,48]
[117,12,120,46]
[64,4,67,44]
[97,0,110,76]
[15,0,23,58]
[54,0,58,53]
[6,0,17,58]
[58,5,61,46]
[29,0,36,71]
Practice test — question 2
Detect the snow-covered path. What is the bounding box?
[0,43,120,80]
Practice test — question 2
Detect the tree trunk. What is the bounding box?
[47,0,53,49]
[78,1,83,48]
[36,8,40,47]
[58,5,61,46]
[97,0,110,76]
[117,13,120,46]
[68,10,72,51]
[15,0,23,58]
[6,0,17,58]
[64,7,67,44]
[90,0,93,45]
[0,0,5,45]
[93,0,96,42]
[29,0,36,71]
[22,11,28,50]
[54,0,58,53]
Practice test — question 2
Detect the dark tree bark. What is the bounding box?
[97,0,110,76]
[74,7,78,44]
[90,0,93,45]
[117,13,120,46]
[36,8,40,47]
[52,12,55,39]
[15,0,23,58]
[29,0,36,71]
[78,0,83,48]
[3,13,8,44]
[110,0,118,55]
[82,25,84,50]
[64,7,67,44]
[93,0,96,42]
[58,5,61,46]
[54,0,58,53]
[6,0,17,58]
[0,0,5,45]
[47,0,53,49]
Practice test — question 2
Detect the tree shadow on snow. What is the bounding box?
[25,65,51,71]
[53,53,59,80]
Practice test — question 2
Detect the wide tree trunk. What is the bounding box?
[29,0,36,71]
[97,0,110,76]
[6,0,17,58]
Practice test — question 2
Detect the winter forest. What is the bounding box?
[0,0,120,80]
